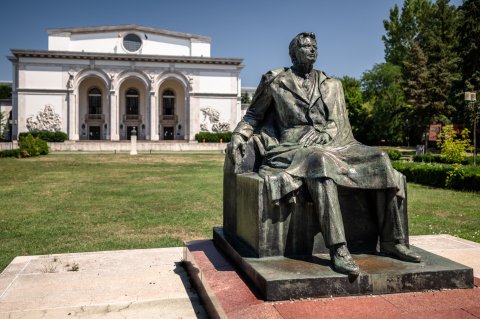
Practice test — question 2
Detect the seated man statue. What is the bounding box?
[227,32,421,275]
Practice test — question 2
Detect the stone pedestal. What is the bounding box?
[213,227,474,301]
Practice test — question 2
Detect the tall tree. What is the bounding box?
[383,0,432,65]
[422,0,461,124]
[458,0,480,92]
[457,0,480,147]
[339,76,369,142]
[0,84,12,100]
[361,63,406,145]
[384,0,461,144]
[403,41,430,144]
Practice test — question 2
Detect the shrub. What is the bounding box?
[436,125,472,164]
[19,134,49,157]
[445,164,464,189]
[392,161,480,191]
[444,164,480,191]
[18,131,68,142]
[195,131,232,143]
[0,149,28,158]
[384,149,401,160]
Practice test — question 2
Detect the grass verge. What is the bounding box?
[407,183,479,241]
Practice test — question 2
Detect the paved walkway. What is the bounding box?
[0,235,479,318]
[0,248,206,319]
[410,234,480,277]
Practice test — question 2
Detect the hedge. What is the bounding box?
[384,149,401,161]
[392,161,480,191]
[195,131,232,143]
[0,149,28,158]
[413,153,470,165]
[18,131,68,142]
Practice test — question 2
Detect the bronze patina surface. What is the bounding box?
[214,32,473,299]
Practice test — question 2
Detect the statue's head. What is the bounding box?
[289,32,317,66]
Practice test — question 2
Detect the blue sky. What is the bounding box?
[0,0,463,87]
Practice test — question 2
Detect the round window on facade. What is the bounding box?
[123,33,142,52]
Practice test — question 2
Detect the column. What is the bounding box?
[110,90,119,140]
[185,94,191,141]
[187,93,198,141]
[11,60,19,140]
[67,90,78,140]
[150,91,159,141]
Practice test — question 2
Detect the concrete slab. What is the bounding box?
[411,234,480,277]
[0,248,207,319]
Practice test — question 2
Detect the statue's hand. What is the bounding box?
[300,130,332,147]
[316,132,332,145]
[227,134,246,164]
[299,130,319,147]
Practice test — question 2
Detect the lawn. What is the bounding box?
[0,153,224,271]
[0,153,479,272]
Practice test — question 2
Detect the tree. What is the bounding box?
[436,124,472,163]
[339,76,370,143]
[422,0,461,125]
[241,92,251,104]
[458,0,480,92]
[403,41,430,144]
[0,84,12,100]
[457,0,480,132]
[383,0,432,65]
[361,63,406,145]
[383,0,461,144]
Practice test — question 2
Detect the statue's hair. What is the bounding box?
[289,32,316,64]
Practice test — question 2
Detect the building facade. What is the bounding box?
[8,25,243,141]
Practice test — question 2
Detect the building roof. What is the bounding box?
[47,25,211,42]
[9,49,243,66]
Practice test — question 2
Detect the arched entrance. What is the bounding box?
[78,76,109,140]
[118,77,148,140]
[158,78,186,140]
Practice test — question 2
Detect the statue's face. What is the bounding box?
[294,37,317,65]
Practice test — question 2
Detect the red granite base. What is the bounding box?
[184,240,480,319]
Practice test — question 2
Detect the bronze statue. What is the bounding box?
[227,32,421,275]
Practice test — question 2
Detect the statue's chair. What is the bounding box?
[223,136,409,258]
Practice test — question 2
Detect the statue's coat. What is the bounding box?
[234,68,405,201]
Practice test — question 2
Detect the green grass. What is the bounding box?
[0,153,479,272]
[0,154,224,271]
[407,183,480,241]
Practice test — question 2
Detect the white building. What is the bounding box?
[8,25,243,141]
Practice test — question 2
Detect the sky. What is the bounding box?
[0,0,463,87]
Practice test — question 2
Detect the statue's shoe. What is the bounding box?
[330,244,360,275]
[380,242,422,263]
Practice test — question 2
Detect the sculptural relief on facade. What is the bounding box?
[66,71,75,89]
[200,107,230,132]
[26,105,62,132]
